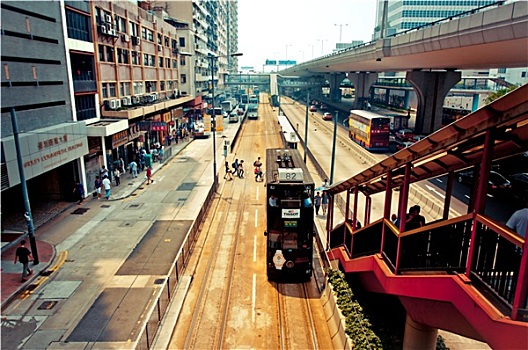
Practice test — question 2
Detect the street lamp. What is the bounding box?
[208,52,243,190]
[334,23,348,43]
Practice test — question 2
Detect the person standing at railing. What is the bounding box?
[506,194,528,238]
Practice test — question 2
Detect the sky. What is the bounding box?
[237,0,378,71]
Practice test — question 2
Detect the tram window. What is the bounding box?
[283,232,298,250]
[268,232,281,248]
[281,199,301,208]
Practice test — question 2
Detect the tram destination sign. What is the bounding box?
[278,168,303,182]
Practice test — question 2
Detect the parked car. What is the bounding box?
[457,170,512,193]
[388,140,406,153]
[509,172,528,192]
[309,105,317,112]
[322,112,332,121]
[395,128,415,141]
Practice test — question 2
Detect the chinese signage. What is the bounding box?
[151,122,166,131]
[112,130,128,148]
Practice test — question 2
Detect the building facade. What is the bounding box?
[1,1,89,218]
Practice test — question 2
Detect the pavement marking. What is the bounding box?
[253,235,257,262]
[252,273,256,324]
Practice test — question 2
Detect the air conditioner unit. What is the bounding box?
[173,89,179,98]
[132,95,141,104]
[151,92,158,101]
[100,24,108,35]
[104,14,112,23]
[121,96,131,106]
[109,29,118,37]
[131,36,141,46]
[121,34,130,43]
[157,44,162,52]
[141,95,151,104]
[107,99,117,110]
[115,99,121,109]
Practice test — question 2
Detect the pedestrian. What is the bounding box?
[238,160,245,178]
[146,166,153,185]
[321,191,329,215]
[158,146,164,163]
[100,165,109,179]
[94,176,102,199]
[253,157,263,181]
[129,160,138,178]
[14,240,33,282]
[314,191,322,215]
[113,167,121,186]
[232,159,239,175]
[506,194,528,238]
[224,161,233,181]
[166,134,171,146]
[73,181,84,204]
[321,178,329,188]
[269,194,278,207]
[102,175,111,199]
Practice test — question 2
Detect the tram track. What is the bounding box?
[276,282,319,350]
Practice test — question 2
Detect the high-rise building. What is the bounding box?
[373,0,499,39]
[1,1,89,211]
[156,0,239,94]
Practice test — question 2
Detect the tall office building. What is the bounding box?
[373,0,499,39]
[154,0,239,94]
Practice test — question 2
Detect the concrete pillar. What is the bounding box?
[325,73,346,103]
[403,314,438,350]
[472,93,479,112]
[385,89,390,104]
[406,70,461,135]
[348,72,378,109]
[403,90,410,110]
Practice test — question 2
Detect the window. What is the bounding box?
[120,82,131,96]
[167,81,173,90]
[157,33,162,45]
[129,22,139,36]
[172,59,177,68]
[108,83,116,97]
[171,39,177,50]
[143,53,149,66]
[146,81,157,92]
[98,44,105,61]
[181,74,187,84]
[159,56,163,68]
[117,48,129,64]
[522,71,527,78]
[164,36,169,47]
[115,16,126,33]
[131,51,139,65]
[147,29,154,42]
[179,37,185,47]
[106,46,114,62]
[133,81,144,95]
[160,81,165,91]
[102,83,108,98]
[75,95,96,121]
[180,56,186,66]
[66,9,91,42]
[141,27,147,39]
[165,58,171,68]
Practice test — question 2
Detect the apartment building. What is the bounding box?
[1,1,89,215]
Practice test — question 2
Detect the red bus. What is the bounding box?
[348,110,391,151]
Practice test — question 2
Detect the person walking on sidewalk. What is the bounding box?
[321,191,329,215]
[14,240,33,282]
[113,167,121,186]
[129,160,138,178]
[94,176,102,199]
[314,191,322,215]
[237,160,245,178]
[146,166,153,185]
[224,161,233,181]
[102,175,111,199]
[73,181,85,205]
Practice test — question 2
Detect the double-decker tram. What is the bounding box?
[264,148,315,281]
[348,109,391,151]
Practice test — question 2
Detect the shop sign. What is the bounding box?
[139,122,151,131]
[162,112,171,122]
[151,122,166,131]
[129,123,141,141]
[112,130,128,148]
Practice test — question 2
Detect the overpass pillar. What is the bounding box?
[384,89,390,104]
[325,73,346,103]
[403,90,410,110]
[472,94,479,112]
[348,72,378,109]
[402,314,438,350]
[406,70,461,134]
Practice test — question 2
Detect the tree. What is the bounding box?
[484,85,519,104]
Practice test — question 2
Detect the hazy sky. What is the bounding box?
[237,0,378,70]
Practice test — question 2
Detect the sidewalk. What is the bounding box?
[1,138,193,308]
